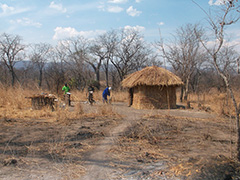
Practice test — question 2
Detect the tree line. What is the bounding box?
[0,25,239,96]
[0,29,161,93]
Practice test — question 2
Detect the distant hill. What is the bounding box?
[15,61,31,69]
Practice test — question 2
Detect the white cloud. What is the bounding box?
[135,0,141,3]
[98,3,123,13]
[49,1,67,13]
[0,4,29,17]
[126,6,141,17]
[53,27,79,40]
[108,0,128,4]
[208,0,225,6]
[0,4,14,14]
[157,22,164,26]
[107,6,123,13]
[10,18,42,28]
[53,27,106,40]
[124,25,145,32]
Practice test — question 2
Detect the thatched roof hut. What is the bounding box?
[121,66,183,109]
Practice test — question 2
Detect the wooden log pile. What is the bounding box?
[27,93,57,110]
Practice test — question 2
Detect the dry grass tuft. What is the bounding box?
[110,91,128,102]
[68,89,128,103]
[74,102,84,115]
[0,87,44,119]
[70,90,88,102]
[92,105,122,121]
[55,108,70,122]
[55,104,85,124]
[97,105,115,116]
[0,87,32,109]
[122,116,181,145]
[178,89,240,117]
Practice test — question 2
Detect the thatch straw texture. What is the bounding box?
[121,66,183,88]
[132,86,176,109]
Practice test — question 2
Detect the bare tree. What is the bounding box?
[0,33,25,86]
[215,46,239,74]
[99,30,118,87]
[87,36,110,89]
[194,0,240,160]
[29,43,52,87]
[43,46,67,93]
[157,24,205,102]
[60,36,90,90]
[111,29,154,81]
[45,61,65,94]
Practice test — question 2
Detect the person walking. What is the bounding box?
[62,83,71,106]
[102,87,111,103]
[88,85,95,105]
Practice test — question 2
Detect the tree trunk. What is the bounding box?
[105,70,109,87]
[39,69,43,87]
[228,87,240,161]
[237,112,240,161]
[105,60,109,87]
[180,86,184,102]
[95,69,100,90]
[11,70,15,87]
[220,70,240,161]
[184,78,190,101]
[10,68,19,87]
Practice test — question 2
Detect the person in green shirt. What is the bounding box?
[62,83,71,106]
[62,83,70,94]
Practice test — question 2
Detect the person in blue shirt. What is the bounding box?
[102,87,111,103]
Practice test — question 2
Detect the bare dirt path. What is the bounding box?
[81,103,144,180]
[80,102,216,180]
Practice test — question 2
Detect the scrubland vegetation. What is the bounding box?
[1,87,240,179]
[0,86,127,120]
[0,1,240,179]
[1,86,240,120]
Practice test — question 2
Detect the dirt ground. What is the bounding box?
[0,101,240,180]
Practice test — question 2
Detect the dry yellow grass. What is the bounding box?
[0,87,45,119]
[1,86,239,120]
[0,87,126,120]
[71,89,128,102]
[184,88,240,117]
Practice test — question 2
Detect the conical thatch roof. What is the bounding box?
[121,66,183,88]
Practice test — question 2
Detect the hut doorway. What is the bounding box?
[128,88,134,107]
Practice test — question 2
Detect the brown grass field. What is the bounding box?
[0,86,239,120]
[0,87,240,179]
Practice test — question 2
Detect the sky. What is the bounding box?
[0,0,239,46]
